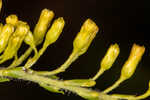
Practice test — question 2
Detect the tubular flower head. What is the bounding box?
[1,23,29,61]
[73,19,99,55]
[101,44,120,70]
[2,37,20,60]
[24,31,36,49]
[121,44,145,80]
[6,14,18,26]
[0,24,14,53]
[33,9,54,45]
[44,17,65,47]
[14,22,29,38]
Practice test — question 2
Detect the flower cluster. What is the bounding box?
[0,0,150,100]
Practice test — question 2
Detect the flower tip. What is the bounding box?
[83,18,99,34]
[100,43,120,71]
[132,44,145,56]
[56,17,65,26]
[6,14,18,26]
[120,44,145,80]
[73,19,99,55]
[42,8,55,18]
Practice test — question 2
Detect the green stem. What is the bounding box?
[24,44,48,69]
[92,68,105,80]
[36,50,79,76]
[8,47,32,68]
[0,67,118,100]
[103,77,125,94]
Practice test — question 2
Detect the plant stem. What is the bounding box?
[36,50,79,76]
[92,68,105,80]
[8,47,32,68]
[103,77,124,94]
[0,67,118,100]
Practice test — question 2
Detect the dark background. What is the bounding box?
[0,0,150,100]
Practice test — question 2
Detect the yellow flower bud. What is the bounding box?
[1,37,20,60]
[44,17,65,47]
[24,18,64,69]
[33,9,54,45]
[41,19,99,75]
[14,23,29,37]
[0,24,14,53]
[121,44,145,80]
[0,24,29,63]
[24,31,37,54]
[101,44,120,70]
[92,44,120,80]
[103,44,145,94]
[6,14,18,26]
[73,19,99,55]
[24,31,35,47]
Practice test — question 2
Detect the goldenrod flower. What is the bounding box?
[101,44,120,70]
[73,19,99,55]
[44,17,65,47]
[33,9,54,45]
[6,14,18,26]
[92,44,120,80]
[121,44,145,80]
[0,24,14,53]
[0,23,29,62]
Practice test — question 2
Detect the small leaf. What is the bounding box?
[64,79,96,87]
[0,77,10,82]
[39,83,64,94]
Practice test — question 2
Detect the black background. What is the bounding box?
[0,0,150,100]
